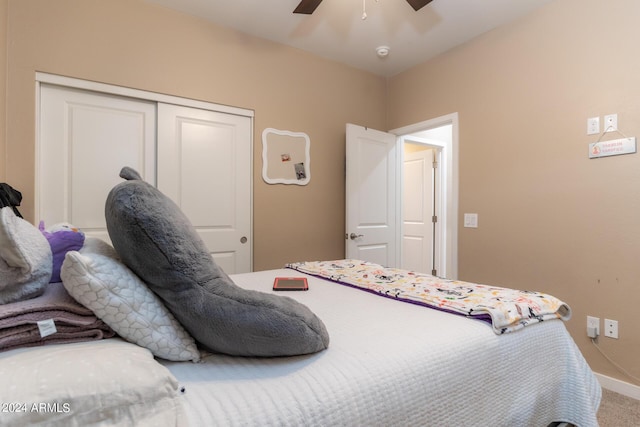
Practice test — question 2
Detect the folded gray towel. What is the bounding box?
[0,282,115,352]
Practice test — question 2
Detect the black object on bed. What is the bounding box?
[0,183,24,218]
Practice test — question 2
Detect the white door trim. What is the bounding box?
[35,72,254,118]
[390,113,459,279]
[402,147,437,274]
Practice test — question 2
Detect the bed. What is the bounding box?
[0,266,600,427]
[0,169,601,426]
[161,268,601,427]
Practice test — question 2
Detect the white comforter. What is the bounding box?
[162,269,601,427]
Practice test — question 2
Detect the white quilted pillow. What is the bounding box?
[61,240,200,362]
[0,339,186,426]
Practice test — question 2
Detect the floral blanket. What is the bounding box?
[286,259,571,334]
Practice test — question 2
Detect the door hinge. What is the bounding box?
[433,159,438,169]
[432,215,438,223]
[432,269,437,276]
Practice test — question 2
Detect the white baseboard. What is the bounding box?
[596,373,640,401]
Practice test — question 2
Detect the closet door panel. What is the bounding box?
[179,120,234,226]
[157,104,252,274]
[39,84,156,242]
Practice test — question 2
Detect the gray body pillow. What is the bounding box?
[105,167,329,357]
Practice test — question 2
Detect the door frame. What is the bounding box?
[390,113,459,279]
[35,73,253,117]
[401,145,439,275]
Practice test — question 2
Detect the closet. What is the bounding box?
[37,74,253,274]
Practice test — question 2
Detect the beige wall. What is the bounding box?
[388,0,640,384]
[3,0,639,386]
[3,0,386,270]
[0,0,7,181]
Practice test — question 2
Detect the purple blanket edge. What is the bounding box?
[285,266,493,326]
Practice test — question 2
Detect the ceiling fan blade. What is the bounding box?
[406,0,433,12]
[293,0,323,14]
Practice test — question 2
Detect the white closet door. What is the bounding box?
[38,84,156,243]
[157,104,252,274]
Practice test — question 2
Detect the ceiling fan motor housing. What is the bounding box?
[293,0,433,14]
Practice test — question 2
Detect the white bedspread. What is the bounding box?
[162,269,601,427]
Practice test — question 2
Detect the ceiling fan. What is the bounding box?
[293,0,434,15]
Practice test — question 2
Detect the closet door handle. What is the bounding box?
[349,233,364,240]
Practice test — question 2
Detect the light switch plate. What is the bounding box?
[587,117,600,135]
[464,213,478,228]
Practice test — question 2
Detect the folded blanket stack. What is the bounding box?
[0,282,115,352]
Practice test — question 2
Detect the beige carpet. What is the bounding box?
[597,389,640,427]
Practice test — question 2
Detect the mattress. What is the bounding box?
[161,269,601,427]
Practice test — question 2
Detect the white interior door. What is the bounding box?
[402,148,435,273]
[38,84,156,243]
[158,104,252,274]
[345,123,398,267]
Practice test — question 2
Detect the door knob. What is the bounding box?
[240,236,247,244]
[349,233,364,240]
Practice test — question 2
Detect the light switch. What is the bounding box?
[464,213,478,228]
[587,117,600,135]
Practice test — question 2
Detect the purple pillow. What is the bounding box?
[39,222,85,283]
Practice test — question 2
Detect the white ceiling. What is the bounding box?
[144,0,554,77]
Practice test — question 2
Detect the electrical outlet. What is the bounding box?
[604,114,618,132]
[604,319,619,339]
[587,316,599,338]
